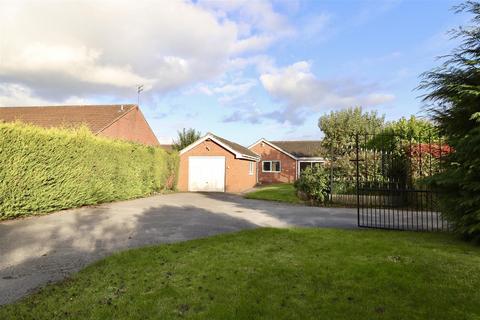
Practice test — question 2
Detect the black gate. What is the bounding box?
[353,133,449,231]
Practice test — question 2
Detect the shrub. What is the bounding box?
[0,122,179,220]
[294,165,329,204]
[172,128,202,151]
[419,2,480,242]
[425,121,480,242]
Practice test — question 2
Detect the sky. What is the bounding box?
[0,0,467,145]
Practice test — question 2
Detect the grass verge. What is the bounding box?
[1,228,479,320]
[245,183,302,204]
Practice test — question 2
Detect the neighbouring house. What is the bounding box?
[0,104,159,146]
[178,133,260,193]
[248,139,326,184]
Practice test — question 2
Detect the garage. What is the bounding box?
[177,132,260,193]
[188,156,225,192]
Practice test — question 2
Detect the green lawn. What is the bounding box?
[245,183,302,204]
[1,229,479,320]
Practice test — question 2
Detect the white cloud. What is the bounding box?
[199,0,288,32]
[0,84,50,106]
[231,35,275,54]
[0,83,89,106]
[199,0,294,53]
[204,79,256,99]
[0,0,292,105]
[227,55,276,73]
[189,77,257,109]
[258,61,395,124]
[1,44,152,89]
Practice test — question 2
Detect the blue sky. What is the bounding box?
[0,0,465,145]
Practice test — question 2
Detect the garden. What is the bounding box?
[0,228,479,320]
[1,2,480,319]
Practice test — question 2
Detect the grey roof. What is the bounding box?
[209,133,259,159]
[270,140,324,158]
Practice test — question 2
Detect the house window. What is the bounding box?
[262,160,281,173]
[299,161,323,173]
[249,162,254,175]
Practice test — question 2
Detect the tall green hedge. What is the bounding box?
[0,122,179,219]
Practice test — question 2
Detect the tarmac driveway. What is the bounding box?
[0,192,357,305]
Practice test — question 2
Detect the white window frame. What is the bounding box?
[248,162,254,175]
[262,160,281,173]
[297,160,324,179]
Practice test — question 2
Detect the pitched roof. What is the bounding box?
[180,132,260,160]
[270,140,324,158]
[209,133,259,159]
[0,104,137,133]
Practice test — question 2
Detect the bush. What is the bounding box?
[0,122,179,220]
[425,121,480,242]
[419,2,480,242]
[294,165,329,204]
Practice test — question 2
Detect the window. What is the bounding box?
[299,161,323,174]
[263,161,271,172]
[272,161,281,172]
[249,162,254,175]
[262,160,281,173]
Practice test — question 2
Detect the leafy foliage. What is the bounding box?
[0,123,179,219]
[420,1,480,242]
[365,116,441,187]
[318,107,385,182]
[172,128,202,151]
[318,106,385,152]
[385,116,438,140]
[369,116,439,151]
[294,165,330,203]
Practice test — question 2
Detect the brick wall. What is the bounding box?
[250,142,297,184]
[178,139,257,193]
[99,107,159,146]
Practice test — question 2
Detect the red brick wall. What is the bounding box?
[178,139,257,193]
[99,107,159,146]
[249,142,297,184]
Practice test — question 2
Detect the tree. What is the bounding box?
[382,116,438,141]
[318,107,385,180]
[419,1,480,242]
[318,106,385,151]
[368,116,439,151]
[172,128,202,151]
[366,116,441,189]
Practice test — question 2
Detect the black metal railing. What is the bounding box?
[352,133,449,231]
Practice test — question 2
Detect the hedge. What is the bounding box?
[0,122,179,220]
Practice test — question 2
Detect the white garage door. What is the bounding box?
[188,156,225,192]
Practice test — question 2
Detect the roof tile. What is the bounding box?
[270,140,324,158]
[210,133,259,159]
[0,104,136,133]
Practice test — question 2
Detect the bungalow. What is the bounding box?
[248,139,326,184]
[0,104,159,146]
[178,133,260,193]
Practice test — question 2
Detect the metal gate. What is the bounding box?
[353,133,449,231]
